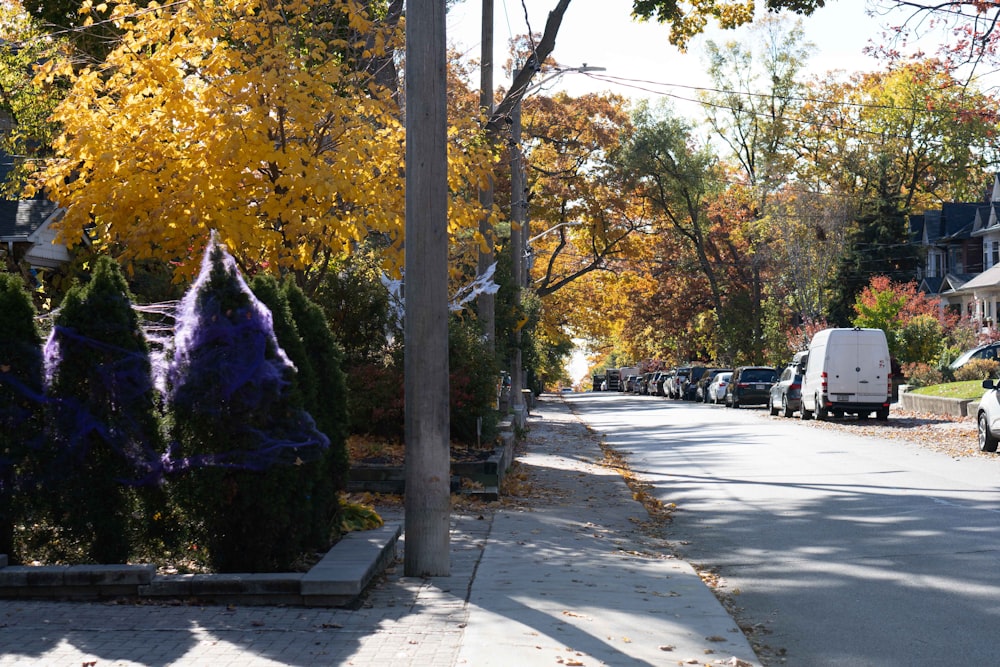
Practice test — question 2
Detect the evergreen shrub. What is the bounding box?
[0,273,44,560]
[42,256,162,563]
[167,240,330,572]
[449,316,499,445]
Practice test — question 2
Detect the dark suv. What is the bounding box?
[725,366,778,408]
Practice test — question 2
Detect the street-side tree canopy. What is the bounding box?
[631,0,827,48]
[31,0,493,287]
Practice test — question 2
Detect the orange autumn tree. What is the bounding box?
[33,0,492,286]
[852,275,956,365]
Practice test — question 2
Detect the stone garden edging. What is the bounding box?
[0,523,400,607]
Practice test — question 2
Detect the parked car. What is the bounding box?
[950,342,1000,370]
[654,370,671,397]
[640,372,655,395]
[725,366,778,408]
[769,354,806,417]
[694,367,730,402]
[623,375,637,392]
[666,367,690,399]
[800,327,891,421]
[681,366,711,401]
[707,371,732,404]
[978,379,1000,452]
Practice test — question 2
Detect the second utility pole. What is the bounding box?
[476,0,495,351]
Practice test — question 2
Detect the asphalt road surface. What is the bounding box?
[565,391,1000,666]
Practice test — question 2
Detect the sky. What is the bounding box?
[445,0,964,115]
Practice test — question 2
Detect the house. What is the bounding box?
[912,174,1000,331]
[0,146,69,276]
[910,199,985,317]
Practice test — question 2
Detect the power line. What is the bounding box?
[572,71,1000,148]
[583,71,998,117]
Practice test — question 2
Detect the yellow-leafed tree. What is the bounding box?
[33,0,492,284]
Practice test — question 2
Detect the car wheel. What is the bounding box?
[782,396,794,418]
[732,398,740,409]
[876,408,889,421]
[769,397,779,416]
[979,411,998,452]
[816,404,829,420]
[800,401,812,420]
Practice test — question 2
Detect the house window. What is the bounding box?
[928,251,943,277]
[949,246,963,274]
[992,240,999,267]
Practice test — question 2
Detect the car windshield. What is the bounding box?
[950,345,997,369]
[950,348,980,369]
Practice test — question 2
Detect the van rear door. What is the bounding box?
[825,330,889,403]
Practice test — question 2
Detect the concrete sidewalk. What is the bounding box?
[0,395,759,666]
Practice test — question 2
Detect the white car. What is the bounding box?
[707,372,732,404]
[978,379,1000,452]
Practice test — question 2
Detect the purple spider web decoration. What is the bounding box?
[164,234,328,473]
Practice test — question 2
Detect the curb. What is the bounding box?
[898,391,974,417]
[0,523,400,607]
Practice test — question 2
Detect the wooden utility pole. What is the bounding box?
[477,0,496,351]
[404,0,451,576]
[509,97,525,421]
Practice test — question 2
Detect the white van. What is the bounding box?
[799,327,892,421]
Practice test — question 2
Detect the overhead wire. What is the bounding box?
[567,70,1000,148]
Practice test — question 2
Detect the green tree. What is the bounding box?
[252,274,349,543]
[0,2,69,195]
[448,316,500,444]
[898,314,945,367]
[283,279,349,531]
[43,256,161,563]
[0,272,43,560]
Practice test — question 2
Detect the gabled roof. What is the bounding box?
[939,203,982,241]
[0,199,60,240]
[973,202,1000,236]
[956,264,1000,292]
[919,275,944,294]
[916,203,983,244]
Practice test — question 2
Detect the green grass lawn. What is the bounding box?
[908,380,986,400]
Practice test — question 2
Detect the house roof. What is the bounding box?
[919,275,944,294]
[972,202,1000,236]
[0,199,60,240]
[915,203,983,244]
[955,263,1000,292]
